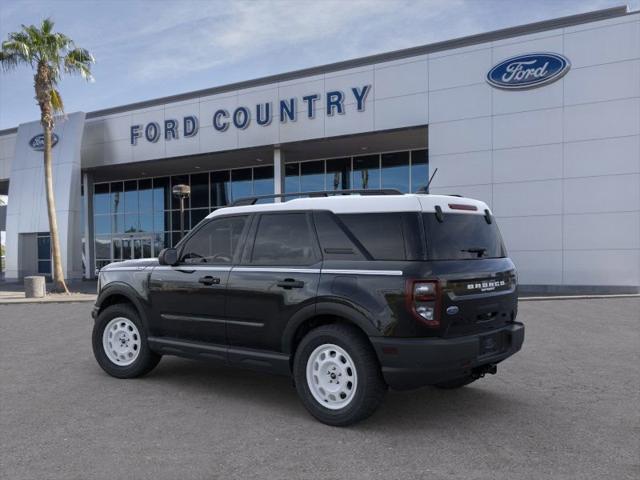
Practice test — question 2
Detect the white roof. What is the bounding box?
[206,194,491,218]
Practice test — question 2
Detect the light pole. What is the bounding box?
[172,184,191,240]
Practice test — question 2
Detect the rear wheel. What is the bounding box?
[293,324,387,426]
[92,304,161,378]
[434,376,477,389]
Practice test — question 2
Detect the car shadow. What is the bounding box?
[134,356,529,429]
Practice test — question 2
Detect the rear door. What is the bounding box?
[148,214,249,346]
[225,211,322,353]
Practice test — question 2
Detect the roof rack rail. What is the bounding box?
[228,189,403,207]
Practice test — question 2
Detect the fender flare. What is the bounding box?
[281,300,380,354]
[95,282,150,330]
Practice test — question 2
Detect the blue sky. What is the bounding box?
[0,0,633,130]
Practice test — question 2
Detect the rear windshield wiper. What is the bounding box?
[461,247,487,258]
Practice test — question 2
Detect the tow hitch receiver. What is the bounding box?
[472,364,497,379]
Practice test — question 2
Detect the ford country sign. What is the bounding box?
[487,53,570,90]
[29,133,59,151]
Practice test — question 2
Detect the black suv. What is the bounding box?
[92,190,524,426]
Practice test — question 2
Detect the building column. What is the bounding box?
[82,172,94,279]
[273,147,285,202]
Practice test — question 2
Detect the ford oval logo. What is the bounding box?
[446,306,459,316]
[487,53,570,90]
[29,133,59,151]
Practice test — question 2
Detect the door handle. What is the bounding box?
[198,275,221,286]
[277,278,305,289]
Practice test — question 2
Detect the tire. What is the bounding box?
[92,303,161,379]
[434,376,477,389]
[293,324,387,426]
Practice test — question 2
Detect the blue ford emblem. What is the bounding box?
[446,306,459,315]
[29,133,59,151]
[487,53,570,90]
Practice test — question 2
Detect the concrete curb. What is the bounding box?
[0,295,96,305]
[520,294,640,302]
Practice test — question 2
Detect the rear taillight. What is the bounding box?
[406,280,440,327]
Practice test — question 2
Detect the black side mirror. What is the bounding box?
[158,248,178,266]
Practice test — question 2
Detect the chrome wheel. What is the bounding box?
[306,343,358,410]
[102,317,141,366]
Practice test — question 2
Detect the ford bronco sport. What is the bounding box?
[92,190,524,426]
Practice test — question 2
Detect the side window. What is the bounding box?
[251,213,318,265]
[313,211,366,260]
[338,213,407,261]
[180,216,247,264]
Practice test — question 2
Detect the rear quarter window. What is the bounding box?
[337,212,423,261]
[423,213,506,260]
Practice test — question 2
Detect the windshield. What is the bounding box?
[423,213,506,260]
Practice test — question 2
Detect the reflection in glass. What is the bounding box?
[124,180,138,213]
[231,168,252,201]
[95,236,111,259]
[122,239,132,260]
[94,215,111,235]
[190,173,209,208]
[253,166,274,197]
[110,182,123,215]
[353,155,380,190]
[112,238,122,260]
[381,151,410,193]
[211,171,230,206]
[94,184,110,214]
[153,177,170,211]
[285,163,300,193]
[326,158,351,191]
[124,213,139,232]
[139,212,153,232]
[191,209,208,228]
[138,179,153,211]
[411,149,429,193]
[301,161,324,192]
[153,212,168,232]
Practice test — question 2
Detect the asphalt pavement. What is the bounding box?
[0,298,638,479]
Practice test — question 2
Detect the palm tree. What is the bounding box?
[0,18,94,293]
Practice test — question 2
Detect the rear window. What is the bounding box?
[423,213,506,260]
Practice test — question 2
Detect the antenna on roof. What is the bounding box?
[425,167,438,193]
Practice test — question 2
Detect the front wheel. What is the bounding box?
[293,324,387,426]
[92,303,161,378]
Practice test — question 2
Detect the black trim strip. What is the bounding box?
[160,313,263,328]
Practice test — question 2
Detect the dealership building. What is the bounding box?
[0,5,639,293]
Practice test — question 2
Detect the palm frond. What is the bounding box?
[50,88,64,113]
[64,47,94,81]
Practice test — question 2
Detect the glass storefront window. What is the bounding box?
[411,149,429,193]
[285,163,300,193]
[301,160,324,192]
[124,180,138,213]
[211,171,230,207]
[111,182,123,216]
[191,208,209,228]
[94,215,111,235]
[253,166,274,197]
[190,172,209,209]
[326,158,351,191]
[231,168,252,201]
[139,179,153,212]
[94,183,110,214]
[353,155,380,190]
[153,177,170,211]
[381,151,410,193]
[92,151,426,274]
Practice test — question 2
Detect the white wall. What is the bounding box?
[428,12,640,288]
[0,133,16,181]
[81,57,429,168]
[5,113,85,280]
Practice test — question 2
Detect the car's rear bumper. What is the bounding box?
[370,323,524,390]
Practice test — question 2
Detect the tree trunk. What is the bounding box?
[43,122,69,294]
